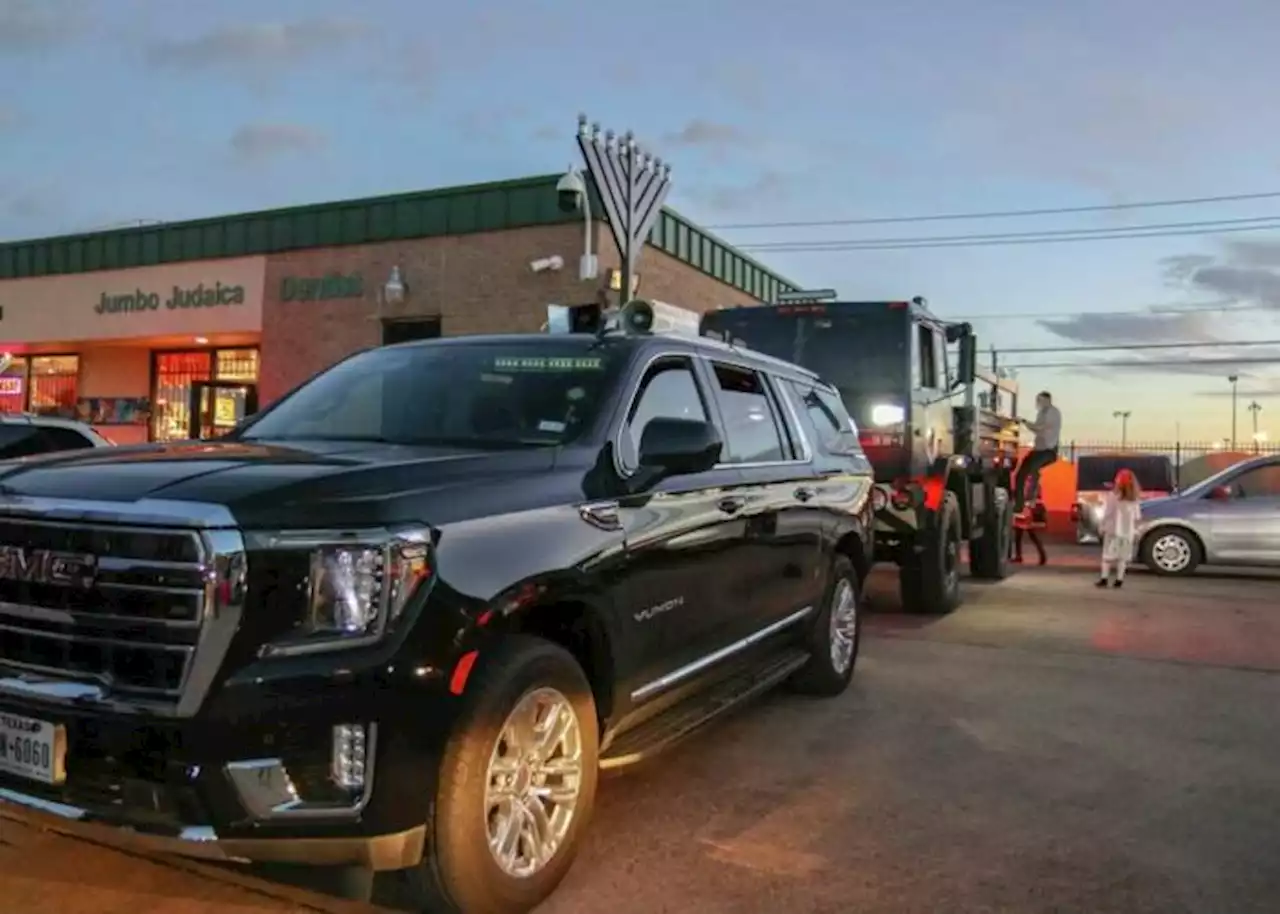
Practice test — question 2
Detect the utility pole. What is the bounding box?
[1248,400,1263,451]
[1112,410,1131,449]
[1228,375,1239,450]
[576,114,672,308]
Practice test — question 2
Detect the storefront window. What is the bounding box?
[28,355,80,418]
[151,348,260,442]
[0,357,28,415]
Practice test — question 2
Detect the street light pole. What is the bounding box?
[1112,410,1131,449]
[575,114,672,308]
[1248,400,1263,452]
[1228,375,1239,450]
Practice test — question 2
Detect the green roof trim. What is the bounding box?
[0,174,799,299]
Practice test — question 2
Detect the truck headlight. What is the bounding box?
[258,530,433,658]
[870,403,905,426]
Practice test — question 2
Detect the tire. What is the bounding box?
[1140,526,1203,576]
[969,487,1012,580]
[408,636,599,914]
[899,492,963,615]
[790,554,862,696]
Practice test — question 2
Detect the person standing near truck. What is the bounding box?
[1014,390,1062,512]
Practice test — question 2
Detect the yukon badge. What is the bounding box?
[634,596,684,623]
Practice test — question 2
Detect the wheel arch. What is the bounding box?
[1139,521,1206,567]
[501,599,618,725]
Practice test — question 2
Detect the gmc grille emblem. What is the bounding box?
[0,546,98,588]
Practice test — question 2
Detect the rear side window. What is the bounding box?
[0,426,46,459]
[708,363,788,464]
[40,427,98,452]
[787,381,866,459]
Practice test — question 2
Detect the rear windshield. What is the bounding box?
[1076,455,1175,491]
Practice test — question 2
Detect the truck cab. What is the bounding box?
[702,298,1020,614]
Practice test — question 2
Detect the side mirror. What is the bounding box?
[957,333,977,386]
[638,418,722,477]
[1208,485,1234,501]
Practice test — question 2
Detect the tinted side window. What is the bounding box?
[789,381,864,457]
[622,359,707,468]
[40,427,97,452]
[1230,465,1280,498]
[709,363,786,464]
[0,426,47,459]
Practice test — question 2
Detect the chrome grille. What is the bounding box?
[0,517,208,700]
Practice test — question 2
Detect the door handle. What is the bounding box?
[717,496,746,515]
[794,487,816,503]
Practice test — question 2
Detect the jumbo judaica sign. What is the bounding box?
[95,282,246,315]
[280,273,365,302]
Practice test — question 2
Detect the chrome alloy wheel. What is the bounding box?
[1151,533,1193,573]
[828,577,859,674]
[484,687,585,878]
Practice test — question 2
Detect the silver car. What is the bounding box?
[1138,454,1280,575]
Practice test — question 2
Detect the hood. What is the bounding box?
[0,438,560,528]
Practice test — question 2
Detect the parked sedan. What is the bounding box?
[1138,454,1280,575]
[0,414,112,458]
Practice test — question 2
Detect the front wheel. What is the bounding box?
[410,637,599,914]
[1141,527,1203,576]
[790,554,862,696]
[900,492,964,615]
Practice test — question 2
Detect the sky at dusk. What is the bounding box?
[2,0,1279,442]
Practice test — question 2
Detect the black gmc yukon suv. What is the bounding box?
[0,315,873,913]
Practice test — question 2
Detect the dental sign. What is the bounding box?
[0,257,265,343]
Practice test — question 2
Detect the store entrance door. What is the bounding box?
[188,381,259,440]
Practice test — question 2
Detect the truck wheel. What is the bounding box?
[969,489,1012,580]
[1140,527,1203,576]
[899,492,963,615]
[789,554,862,696]
[411,637,599,914]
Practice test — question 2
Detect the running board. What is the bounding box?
[599,648,810,770]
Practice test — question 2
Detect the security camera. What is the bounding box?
[530,255,565,274]
[557,167,586,213]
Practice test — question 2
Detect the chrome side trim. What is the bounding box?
[0,788,425,870]
[0,496,237,528]
[630,605,814,703]
[224,723,377,821]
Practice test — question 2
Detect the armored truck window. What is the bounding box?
[238,341,623,448]
[709,363,787,464]
[621,358,708,469]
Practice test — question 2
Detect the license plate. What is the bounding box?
[0,712,66,785]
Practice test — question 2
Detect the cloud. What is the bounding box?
[229,123,326,163]
[662,119,751,150]
[146,19,368,70]
[1037,310,1219,345]
[683,171,791,213]
[1160,236,1280,311]
[0,0,85,53]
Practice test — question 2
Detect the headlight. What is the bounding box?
[257,529,433,658]
[870,403,905,426]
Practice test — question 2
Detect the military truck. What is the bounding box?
[701,297,1021,614]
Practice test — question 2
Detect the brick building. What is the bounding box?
[0,174,800,445]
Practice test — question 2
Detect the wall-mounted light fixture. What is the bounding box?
[382,265,407,306]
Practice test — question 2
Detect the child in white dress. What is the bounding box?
[1097,468,1142,588]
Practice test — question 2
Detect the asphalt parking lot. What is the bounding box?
[3,548,1279,914]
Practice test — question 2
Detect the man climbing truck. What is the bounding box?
[701,297,1020,614]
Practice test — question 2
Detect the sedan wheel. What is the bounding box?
[1143,528,1202,576]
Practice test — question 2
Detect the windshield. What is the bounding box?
[239,341,624,448]
[702,306,909,423]
[1076,455,1175,492]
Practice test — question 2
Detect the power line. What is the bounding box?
[1003,356,1280,370]
[738,215,1280,253]
[706,189,1280,231]
[998,339,1280,354]
[950,302,1266,321]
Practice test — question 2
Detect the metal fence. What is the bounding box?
[1062,440,1280,488]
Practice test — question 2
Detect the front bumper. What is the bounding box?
[0,787,425,869]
